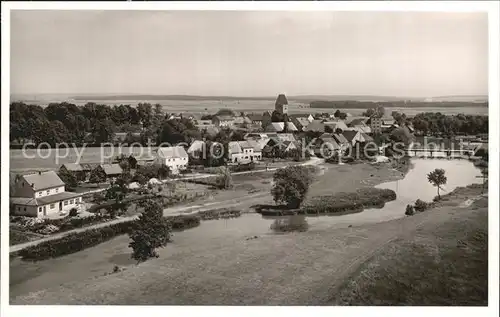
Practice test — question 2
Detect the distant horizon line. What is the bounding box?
[11,93,489,99]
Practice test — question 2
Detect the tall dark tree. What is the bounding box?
[128,200,171,263]
[271,166,313,208]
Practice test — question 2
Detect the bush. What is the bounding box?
[166,214,200,230]
[68,208,79,217]
[230,162,256,173]
[198,208,241,220]
[405,204,415,216]
[414,199,429,212]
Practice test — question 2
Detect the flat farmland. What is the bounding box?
[10,146,157,173]
[12,98,488,116]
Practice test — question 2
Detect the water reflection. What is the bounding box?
[270,215,309,233]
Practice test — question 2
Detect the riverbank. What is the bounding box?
[11,181,487,304]
[333,184,488,306]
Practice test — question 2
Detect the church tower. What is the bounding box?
[275,93,289,114]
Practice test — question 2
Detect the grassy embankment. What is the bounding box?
[334,183,488,306]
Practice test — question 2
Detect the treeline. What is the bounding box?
[10,102,250,148]
[10,102,163,146]
[408,112,488,136]
[10,102,209,147]
[310,100,488,109]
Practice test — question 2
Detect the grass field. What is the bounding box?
[334,194,488,306]
[10,183,487,305]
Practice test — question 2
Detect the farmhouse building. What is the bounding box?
[156,146,189,174]
[212,115,235,128]
[228,141,262,164]
[10,171,83,218]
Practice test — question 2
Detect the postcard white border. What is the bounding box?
[1,1,499,317]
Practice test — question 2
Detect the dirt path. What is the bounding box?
[11,187,483,305]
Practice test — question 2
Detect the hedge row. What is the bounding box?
[198,208,241,220]
[184,176,220,187]
[19,220,134,261]
[229,163,256,173]
[19,214,202,262]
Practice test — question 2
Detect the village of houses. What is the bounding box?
[9,94,407,222]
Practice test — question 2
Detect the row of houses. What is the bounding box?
[190,111,402,135]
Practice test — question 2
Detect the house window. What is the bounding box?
[50,204,55,209]
[38,207,42,212]
[24,207,26,211]
[70,199,74,204]
[64,200,69,206]
[46,190,50,195]
[17,206,20,211]
[55,188,59,193]
[38,192,42,196]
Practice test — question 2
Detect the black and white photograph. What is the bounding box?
[1,1,499,313]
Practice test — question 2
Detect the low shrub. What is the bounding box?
[184,176,219,187]
[165,214,200,231]
[230,162,256,173]
[68,208,79,217]
[198,208,241,220]
[414,199,429,212]
[405,204,415,216]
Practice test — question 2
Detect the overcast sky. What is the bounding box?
[11,10,488,97]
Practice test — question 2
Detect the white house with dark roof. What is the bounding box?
[156,146,189,174]
[10,171,83,218]
[228,141,262,164]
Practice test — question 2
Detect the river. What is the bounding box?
[170,158,483,239]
